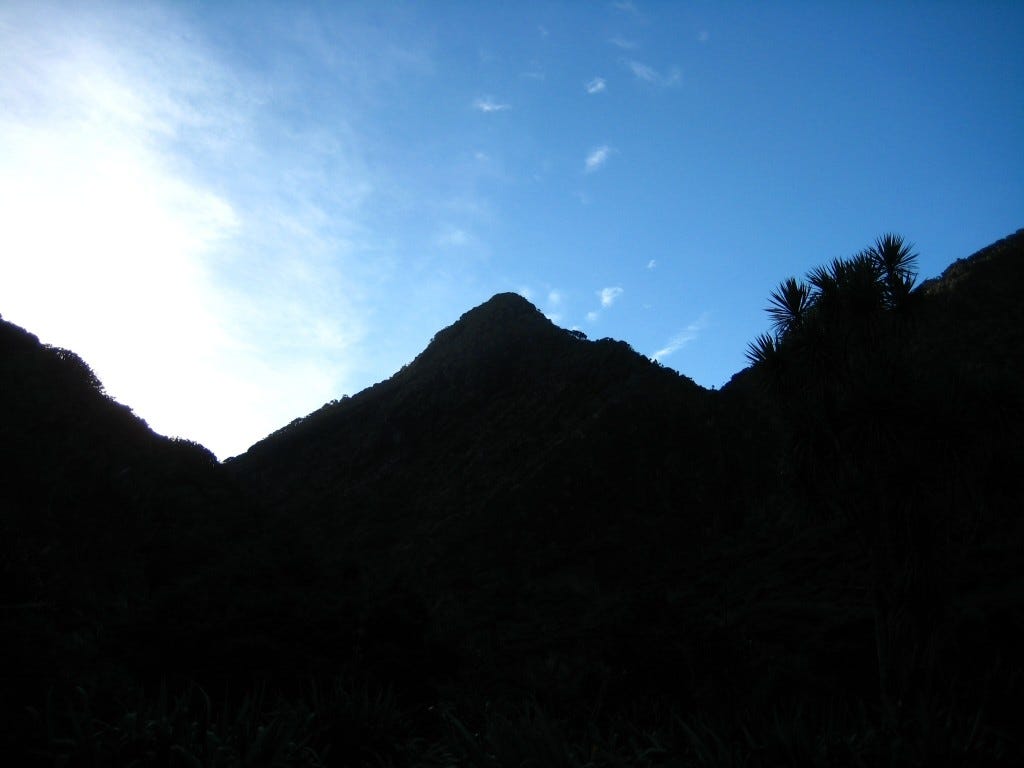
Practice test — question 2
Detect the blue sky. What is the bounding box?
[1,1,1021,459]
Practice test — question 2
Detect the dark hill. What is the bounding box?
[227,292,764,700]
[0,317,264,702]
[233,291,719,524]
[918,228,1024,380]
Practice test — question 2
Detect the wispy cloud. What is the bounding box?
[599,286,624,307]
[698,30,710,43]
[624,59,681,86]
[585,77,606,94]
[436,225,472,248]
[521,61,545,80]
[609,36,638,50]
[0,1,422,459]
[585,286,623,323]
[652,313,710,361]
[515,285,565,323]
[647,259,657,270]
[626,60,658,82]
[473,96,510,112]
[611,1,639,14]
[585,145,612,173]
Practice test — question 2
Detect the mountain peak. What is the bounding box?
[421,292,561,362]
[452,291,550,331]
[477,291,538,311]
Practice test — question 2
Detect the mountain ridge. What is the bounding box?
[236,289,680,460]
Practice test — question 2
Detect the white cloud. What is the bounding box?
[586,311,600,322]
[698,30,710,43]
[585,77,607,94]
[652,313,710,361]
[626,60,658,82]
[599,286,624,307]
[625,59,682,86]
[611,2,639,15]
[548,289,563,306]
[473,96,510,112]
[521,63,545,80]
[436,225,471,247]
[647,259,657,269]
[609,36,638,50]
[585,145,612,173]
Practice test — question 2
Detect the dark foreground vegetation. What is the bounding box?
[2,230,1022,765]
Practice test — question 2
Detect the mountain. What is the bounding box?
[918,228,1024,381]
[231,291,729,535]
[227,292,765,699]
[0,317,268,707]
[2,231,1022,764]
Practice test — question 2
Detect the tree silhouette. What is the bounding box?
[748,235,946,734]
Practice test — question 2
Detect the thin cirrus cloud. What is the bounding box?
[0,1,409,459]
[473,96,510,112]
[585,145,612,173]
[608,36,638,50]
[435,225,472,248]
[652,313,710,361]
[585,77,606,94]
[521,62,545,80]
[624,59,681,86]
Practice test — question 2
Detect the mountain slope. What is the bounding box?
[227,293,763,698]
[233,292,718,528]
[918,228,1024,381]
[0,316,262,693]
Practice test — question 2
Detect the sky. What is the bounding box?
[1,1,1022,459]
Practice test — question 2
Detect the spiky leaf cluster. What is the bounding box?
[747,234,918,370]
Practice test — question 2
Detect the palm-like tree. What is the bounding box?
[766,277,810,336]
[748,236,918,369]
[865,233,918,311]
[747,236,936,735]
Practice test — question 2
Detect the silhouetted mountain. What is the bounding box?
[0,318,266,708]
[227,293,756,700]
[2,231,1022,765]
[233,291,719,527]
[918,229,1024,380]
